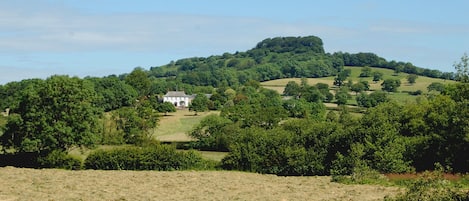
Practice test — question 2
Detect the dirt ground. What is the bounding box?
[0,167,400,201]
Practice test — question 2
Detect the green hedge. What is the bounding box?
[84,145,213,170]
[38,150,83,170]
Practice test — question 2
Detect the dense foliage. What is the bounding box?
[84,145,213,170]
[0,76,102,155]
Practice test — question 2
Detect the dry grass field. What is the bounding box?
[0,167,401,201]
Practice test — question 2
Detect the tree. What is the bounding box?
[407,74,418,85]
[113,100,159,145]
[359,66,372,77]
[335,88,350,105]
[427,82,445,93]
[350,82,365,95]
[454,52,469,83]
[283,81,301,96]
[0,76,102,155]
[157,102,176,116]
[381,79,401,92]
[333,69,351,87]
[356,91,389,108]
[88,76,138,112]
[190,94,209,115]
[372,71,383,83]
[394,65,403,75]
[125,67,151,97]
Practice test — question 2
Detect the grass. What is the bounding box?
[197,151,228,162]
[0,167,402,201]
[153,109,220,142]
[261,66,456,105]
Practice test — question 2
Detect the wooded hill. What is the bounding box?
[147,35,453,89]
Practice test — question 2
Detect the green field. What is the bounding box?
[153,110,220,142]
[261,66,455,105]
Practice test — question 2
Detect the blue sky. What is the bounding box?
[1,0,468,84]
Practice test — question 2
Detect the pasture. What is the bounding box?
[0,167,401,201]
[261,66,455,104]
[152,109,219,142]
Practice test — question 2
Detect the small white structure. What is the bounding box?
[163,91,195,108]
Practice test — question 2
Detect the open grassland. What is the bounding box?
[0,167,401,201]
[152,110,220,142]
[261,66,455,104]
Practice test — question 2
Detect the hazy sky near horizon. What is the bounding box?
[1,0,468,84]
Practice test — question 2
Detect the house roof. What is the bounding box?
[164,91,189,97]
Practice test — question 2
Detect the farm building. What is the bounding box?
[163,91,195,108]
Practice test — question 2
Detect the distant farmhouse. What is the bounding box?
[162,91,212,109]
[163,91,195,108]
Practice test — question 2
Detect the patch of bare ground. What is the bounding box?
[0,167,400,201]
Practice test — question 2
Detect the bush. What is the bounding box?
[385,170,469,201]
[38,150,83,170]
[84,145,214,170]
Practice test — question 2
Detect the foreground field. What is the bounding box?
[0,167,400,201]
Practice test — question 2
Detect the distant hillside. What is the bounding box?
[148,35,454,88]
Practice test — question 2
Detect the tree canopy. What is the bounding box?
[1,76,102,154]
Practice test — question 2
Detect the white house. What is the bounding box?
[163,91,195,108]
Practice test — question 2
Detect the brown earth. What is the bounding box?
[0,167,400,201]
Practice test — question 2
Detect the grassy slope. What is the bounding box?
[153,109,220,142]
[262,66,455,104]
[0,167,401,201]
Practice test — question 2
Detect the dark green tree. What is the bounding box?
[372,71,383,83]
[350,82,366,95]
[381,79,401,92]
[157,102,176,116]
[1,76,102,155]
[407,74,418,85]
[333,69,351,87]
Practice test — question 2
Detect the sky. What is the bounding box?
[1,0,468,84]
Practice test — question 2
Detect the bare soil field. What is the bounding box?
[0,167,400,201]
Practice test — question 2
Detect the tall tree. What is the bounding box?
[454,52,469,83]
[125,67,151,97]
[1,76,102,154]
[112,100,159,145]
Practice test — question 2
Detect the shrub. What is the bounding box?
[84,145,213,170]
[38,150,83,170]
[385,166,469,201]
